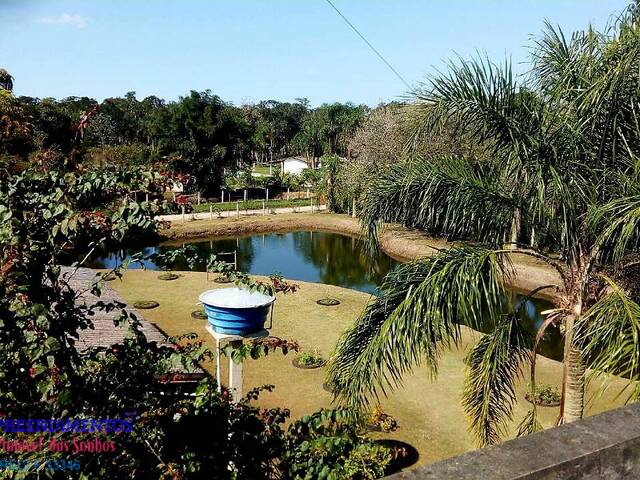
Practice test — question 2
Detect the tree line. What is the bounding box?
[0,83,366,194]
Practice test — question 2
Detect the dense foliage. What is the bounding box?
[0,82,367,196]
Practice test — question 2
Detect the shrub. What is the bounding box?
[368,406,398,433]
[282,409,391,480]
[343,443,392,479]
[526,384,561,406]
[297,350,325,367]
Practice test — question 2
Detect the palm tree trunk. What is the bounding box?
[560,308,586,424]
[563,346,585,422]
[509,208,521,249]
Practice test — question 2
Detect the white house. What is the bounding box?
[280,156,311,175]
[252,156,317,177]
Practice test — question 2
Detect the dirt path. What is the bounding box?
[160,212,562,298]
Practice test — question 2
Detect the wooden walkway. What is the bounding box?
[64,267,167,350]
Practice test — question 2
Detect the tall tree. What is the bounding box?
[328,2,640,446]
[146,90,251,194]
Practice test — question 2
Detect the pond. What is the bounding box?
[87,231,396,295]
[85,230,562,360]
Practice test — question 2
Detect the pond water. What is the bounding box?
[87,231,396,294]
[85,230,562,360]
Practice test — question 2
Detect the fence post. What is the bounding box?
[266,188,269,202]
[236,201,240,218]
[221,189,225,203]
[197,192,201,205]
[352,198,356,218]
[244,189,248,202]
[287,187,290,200]
[262,200,266,215]
[210,205,213,220]
[181,205,185,223]
[311,198,314,213]
[306,188,310,199]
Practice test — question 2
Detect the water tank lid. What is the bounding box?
[199,288,275,309]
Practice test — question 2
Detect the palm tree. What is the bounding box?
[328,3,640,446]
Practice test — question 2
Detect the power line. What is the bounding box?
[323,0,412,91]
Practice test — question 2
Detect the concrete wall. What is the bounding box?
[387,403,640,479]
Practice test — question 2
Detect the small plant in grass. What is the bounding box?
[295,350,325,368]
[368,406,398,433]
[343,443,392,480]
[213,271,234,283]
[525,384,561,406]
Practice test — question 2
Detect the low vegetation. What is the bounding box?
[296,350,326,368]
[191,197,314,214]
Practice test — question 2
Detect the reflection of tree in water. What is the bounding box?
[292,231,397,290]
[157,236,256,271]
[467,290,563,361]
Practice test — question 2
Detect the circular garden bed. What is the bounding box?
[292,354,325,369]
[158,272,180,281]
[322,382,335,393]
[191,310,208,320]
[213,276,233,284]
[376,439,419,473]
[133,301,160,310]
[316,298,341,306]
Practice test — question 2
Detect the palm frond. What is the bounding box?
[462,312,532,446]
[327,246,512,410]
[587,195,640,265]
[576,275,640,402]
[516,408,543,438]
[360,156,518,247]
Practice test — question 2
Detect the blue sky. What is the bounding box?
[0,0,631,106]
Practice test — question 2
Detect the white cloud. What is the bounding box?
[36,13,89,29]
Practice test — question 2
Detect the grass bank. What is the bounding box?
[191,197,313,214]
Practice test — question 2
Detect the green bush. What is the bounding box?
[297,350,324,366]
[343,443,392,480]
[282,409,391,480]
[526,384,561,405]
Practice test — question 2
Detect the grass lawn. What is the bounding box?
[252,166,273,176]
[111,270,631,467]
[192,198,313,214]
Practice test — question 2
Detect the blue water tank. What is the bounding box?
[198,288,275,335]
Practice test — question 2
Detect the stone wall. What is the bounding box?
[387,403,640,479]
